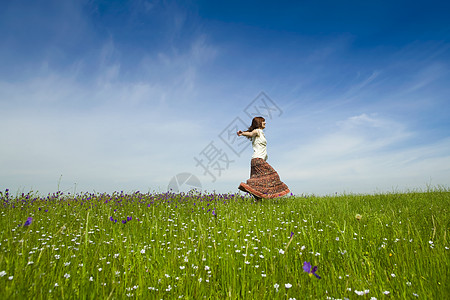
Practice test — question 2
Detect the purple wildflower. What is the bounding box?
[303,261,321,279]
[23,217,33,226]
[127,216,132,221]
[290,232,294,238]
[122,220,126,224]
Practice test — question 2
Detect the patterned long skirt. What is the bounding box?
[238,158,290,199]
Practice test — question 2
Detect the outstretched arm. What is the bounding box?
[237,129,259,138]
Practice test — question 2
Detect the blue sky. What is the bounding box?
[1,0,449,195]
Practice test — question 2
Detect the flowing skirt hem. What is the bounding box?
[238,182,290,199]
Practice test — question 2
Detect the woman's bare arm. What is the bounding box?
[237,129,259,138]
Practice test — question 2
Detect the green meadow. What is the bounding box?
[1,188,449,299]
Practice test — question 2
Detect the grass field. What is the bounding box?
[1,188,449,299]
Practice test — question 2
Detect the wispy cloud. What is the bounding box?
[277,113,449,194]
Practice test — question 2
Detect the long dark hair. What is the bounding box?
[244,116,265,139]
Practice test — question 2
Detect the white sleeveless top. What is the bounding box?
[252,129,268,160]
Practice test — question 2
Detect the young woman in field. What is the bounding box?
[237,116,290,200]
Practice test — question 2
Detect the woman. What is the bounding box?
[237,116,290,200]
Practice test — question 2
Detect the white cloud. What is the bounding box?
[278,114,449,194]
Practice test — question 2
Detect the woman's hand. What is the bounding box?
[237,130,243,136]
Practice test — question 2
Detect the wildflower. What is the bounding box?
[303,261,321,279]
[383,291,390,295]
[64,273,70,279]
[285,283,292,288]
[279,249,285,255]
[274,283,279,292]
[140,249,145,254]
[8,276,13,280]
[391,273,396,278]
[24,217,33,226]
[89,276,94,281]
[355,214,362,221]
[354,289,369,296]
[406,281,412,286]
[180,266,185,270]
[127,216,132,222]
[204,266,210,271]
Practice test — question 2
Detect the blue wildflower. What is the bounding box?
[23,217,33,226]
[303,261,321,279]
